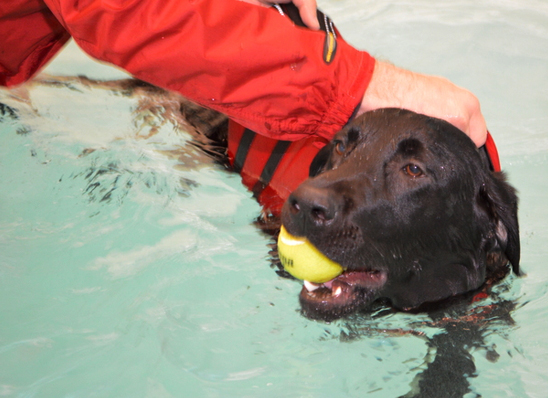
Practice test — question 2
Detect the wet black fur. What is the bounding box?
[282,108,520,321]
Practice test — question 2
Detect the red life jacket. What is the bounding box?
[228,120,502,217]
[228,120,329,216]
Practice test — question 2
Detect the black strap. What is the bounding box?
[279,3,327,31]
[233,128,256,172]
[252,140,292,198]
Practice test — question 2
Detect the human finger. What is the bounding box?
[269,0,320,30]
[290,0,320,30]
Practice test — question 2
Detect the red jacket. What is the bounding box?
[0,0,375,143]
[0,1,500,216]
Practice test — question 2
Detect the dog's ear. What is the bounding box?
[309,143,333,177]
[478,172,520,274]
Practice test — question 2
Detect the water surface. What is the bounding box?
[1,1,547,397]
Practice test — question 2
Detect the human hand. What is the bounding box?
[360,60,487,147]
[241,0,320,30]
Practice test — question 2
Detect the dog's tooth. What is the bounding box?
[304,280,321,292]
[332,286,342,297]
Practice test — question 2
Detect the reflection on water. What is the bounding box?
[1,1,548,397]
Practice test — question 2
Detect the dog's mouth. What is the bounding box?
[298,268,388,321]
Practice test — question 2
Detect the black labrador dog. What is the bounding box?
[281,108,520,321]
[7,78,518,323]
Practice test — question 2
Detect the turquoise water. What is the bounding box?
[1,0,547,397]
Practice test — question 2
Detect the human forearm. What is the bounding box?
[360,60,487,146]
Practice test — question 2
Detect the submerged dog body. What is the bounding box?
[281,108,519,321]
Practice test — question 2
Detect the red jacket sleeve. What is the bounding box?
[0,0,70,87]
[2,0,375,141]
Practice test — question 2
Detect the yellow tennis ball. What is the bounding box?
[277,225,344,283]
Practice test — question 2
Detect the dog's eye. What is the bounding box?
[403,164,424,177]
[335,141,346,155]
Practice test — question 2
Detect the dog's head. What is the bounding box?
[281,108,519,321]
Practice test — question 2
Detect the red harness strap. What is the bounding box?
[228,121,502,215]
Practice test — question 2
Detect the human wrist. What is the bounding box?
[358,60,487,147]
[358,60,411,115]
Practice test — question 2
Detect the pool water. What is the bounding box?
[1,0,547,397]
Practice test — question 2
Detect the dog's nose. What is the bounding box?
[288,184,340,226]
